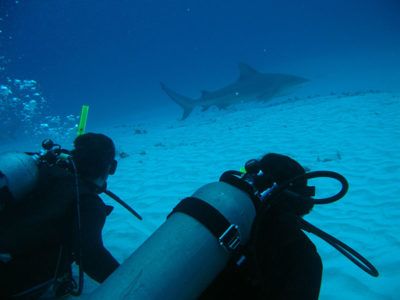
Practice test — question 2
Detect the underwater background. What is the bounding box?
[1,0,400,299]
[2,0,400,134]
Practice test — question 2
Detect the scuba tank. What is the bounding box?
[0,139,71,212]
[0,152,40,211]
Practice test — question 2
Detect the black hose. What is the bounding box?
[104,190,143,220]
[273,170,349,205]
[69,159,84,296]
[259,170,379,277]
[300,219,379,277]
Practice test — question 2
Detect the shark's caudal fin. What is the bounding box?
[160,83,195,120]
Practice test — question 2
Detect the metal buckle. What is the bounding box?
[219,224,241,252]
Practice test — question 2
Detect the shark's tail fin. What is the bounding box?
[160,82,195,120]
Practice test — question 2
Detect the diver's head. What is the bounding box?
[71,133,117,186]
[246,153,313,215]
[258,153,307,194]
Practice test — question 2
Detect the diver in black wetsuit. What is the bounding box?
[0,133,120,298]
[200,153,322,300]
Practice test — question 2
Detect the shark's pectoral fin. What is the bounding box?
[256,89,278,101]
[181,108,192,120]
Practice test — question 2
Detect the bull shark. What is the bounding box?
[161,63,308,120]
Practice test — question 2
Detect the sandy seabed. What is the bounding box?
[3,91,399,299]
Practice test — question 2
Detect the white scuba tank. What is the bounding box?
[0,152,39,210]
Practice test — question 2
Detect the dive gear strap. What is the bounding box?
[219,171,261,210]
[169,197,241,252]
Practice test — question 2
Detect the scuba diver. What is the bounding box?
[199,153,322,299]
[197,153,379,299]
[0,133,127,298]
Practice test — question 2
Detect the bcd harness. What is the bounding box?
[168,168,379,277]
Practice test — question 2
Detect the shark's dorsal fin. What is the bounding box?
[201,90,212,98]
[238,63,259,80]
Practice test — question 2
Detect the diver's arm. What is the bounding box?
[75,195,120,283]
[80,237,120,283]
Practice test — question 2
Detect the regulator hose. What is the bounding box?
[263,170,349,205]
[300,219,379,277]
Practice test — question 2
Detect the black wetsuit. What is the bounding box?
[200,202,322,300]
[0,164,119,298]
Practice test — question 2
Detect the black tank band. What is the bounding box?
[168,197,241,252]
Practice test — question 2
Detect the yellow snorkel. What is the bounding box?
[77,105,89,136]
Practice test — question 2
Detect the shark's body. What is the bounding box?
[161,63,308,120]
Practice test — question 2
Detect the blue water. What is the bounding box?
[1,1,400,298]
[2,0,400,130]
